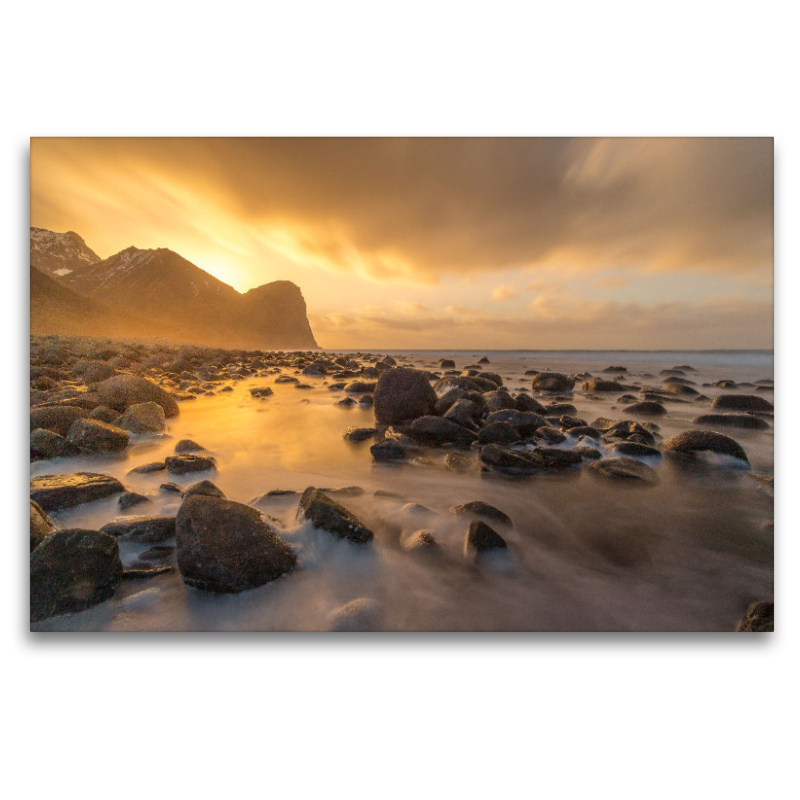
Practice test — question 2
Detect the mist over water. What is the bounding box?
[31,350,774,632]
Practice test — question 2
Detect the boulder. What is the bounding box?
[117,402,167,433]
[532,372,575,393]
[582,378,626,392]
[30,529,123,623]
[451,501,512,527]
[95,374,180,417]
[465,520,508,553]
[66,418,129,453]
[692,413,770,430]
[30,428,79,460]
[588,457,659,484]
[174,439,205,453]
[401,529,440,553]
[176,495,296,593]
[711,394,774,413]
[735,601,774,632]
[478,422,519,445]
[661,429,749,464]
[409,416,478,447]
[373,368,437,425]
[29,405,87,437]
[326,598,383,631]
[623,401,667,416]
[370,439,410,462]
[298,488,374,543]
[184,479,226,498]
[609,442,662,458]
[30,472,125,512]
[343,427,378,442]
[30,499,56,552]
[119,491,150,511]
[89,405,120,423]
[127,461,167,474]
[165,454,217,475]
[100,516,177,543]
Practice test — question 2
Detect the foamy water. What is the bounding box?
[31,350,774,631]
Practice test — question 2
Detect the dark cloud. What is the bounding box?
[32,137,773,283]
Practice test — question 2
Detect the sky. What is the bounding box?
[30,137,773,350]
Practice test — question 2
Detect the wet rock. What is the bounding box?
[174,439,205,453]
[451,501,512,527]
[465,520,508,554]
[117,401,167,433]
[434,375,498,394]
[400,502,436,520]
[515,393,547,414]
[30,428,79,460]
[588,457,659,484]
[184,479,225,498]
[165,454,217,475]
[582,378,626,392]
[478,422,519,445]
[370,438,411,462]
[343,426,378,442]
[95,374,180,417]
[89,405,121,423]
[373,367,437,425]
[439,359,456,368]
[661,429,749,464]
[661,383,700,397]
[483,389,516,413]
[345,381,377,393]
[623,401,667,416]
[444,452,476,472]
[574,446,602,461]
[485,409,548,436]
[275,375,299,384]
[160,482,183,493]
[358,394,374,406]
[30,529,123,623]
[443,398,481,429]
[100,515,177,543]
[479,443,542,472]
[119,491,151,511]
[336,396,357,407]
[29,405,87,437]
[30,499,56,552]
[711,394,774,413]
[692,413,770,430]
[66,418,129,453]
[546,403,578,417]
[609,442,662,458]
[176,495,297,593]
[534,426,567,445]
[402,529,440,552]
[30,472,125,512]
[326,598,382,631]
[735,601,774,632]
[298,487,374,543]
[250,386,274,398]
[409,416,478,447]
[139,545,175,561]
[532,372,575,393]
[128,461,167,474]
[567,426,602,440]
[603,420,657,446]
[602,366,627,373]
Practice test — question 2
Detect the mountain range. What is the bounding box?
[30,228,318,349]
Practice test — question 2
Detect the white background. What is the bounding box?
[3,2,796,798]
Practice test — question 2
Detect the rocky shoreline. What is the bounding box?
[29,335,774,631]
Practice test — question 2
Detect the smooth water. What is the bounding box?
[31,350,774,632]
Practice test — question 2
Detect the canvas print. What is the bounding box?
[29,137,774,632]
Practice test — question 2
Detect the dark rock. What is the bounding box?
[515,393,547,413]
[534,447,583,469]
[298,487,374,543]
[601,366,627,373]
[165,454,217,475]
[30,472,125,512]
[574,446,602,461]
[588,457,659,484]
[532,372,575,393]
[483,389,517,413]
[95,374,179,417]
[409,416,478,447]
[582,378,626,392]
[373,367,437,425]
[439,359,456,368]
[128,461,167,474]
[345,381,377,393]
[89,405,121,423]
[444,452,476,472]
[661,383,700,397]
[250,386,274,398]
[534,426,567,445]
[82,361,117,384]
[119,491,150,511]
[662,429,749,464]
[343,427,377,442]
[30,529,123,623]
[184,479,226,498]
[176,495,296,593]
[692,413,770,430]
[66,418,129,453]
[174,439,205,453]
[30,428,79,460]
[116,401,167,433]
[160,482,183,493]
[336,396,357,407]
[623,401,668,416]
[485,409,548,436]
[465,520,507,553]
[546,403,578,417]
[443,398,481,429]
[711,394,774,413]
[735,601,774,632]
[100,516,177,543]
[122,565,174,579]
[30,405,87,436]
[478,422,519,445]
[451,501,512,527]
[370,438,410,462]
[30,499,56,552]
[567,426,602,440]
[609,441,662,458]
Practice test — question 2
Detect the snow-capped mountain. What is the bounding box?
[29,227,101,282]
[30,229,318,348]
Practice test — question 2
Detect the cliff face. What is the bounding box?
[29,231,319,349]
